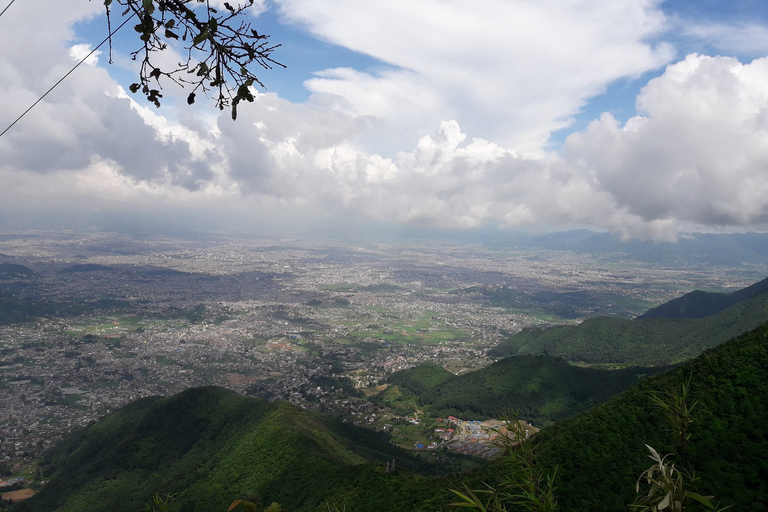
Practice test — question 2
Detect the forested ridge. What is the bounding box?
[638,275,768,319]
[14,387,461,512]
[531,320,768,511]
[490,288,768,364]
[383,357,670,425]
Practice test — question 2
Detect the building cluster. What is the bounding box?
[0,477,25,491]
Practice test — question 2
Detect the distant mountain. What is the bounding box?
[17,387,457,512]
[530,320,768,511]
[489,290,768,365]
[638,275,768,319]
[525,230,768,266]
[384,357,670,426]
[0,263,33,279]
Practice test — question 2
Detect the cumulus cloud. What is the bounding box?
[276,0,674,154]
[3,0,768,242]
[213,109,670,238]
[0,0,218,191]
[208,53,768,240]
[565,54,768,234]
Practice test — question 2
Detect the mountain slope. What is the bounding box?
[489,290,768,365]
[384,357,670,426]
[529,321,768,511]
[638,275,768,319]
[523,230,768,266]
[18,387,456,512]
[16,322,768,512]
[0,263,34,279]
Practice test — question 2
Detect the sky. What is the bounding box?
[2,0,768,241]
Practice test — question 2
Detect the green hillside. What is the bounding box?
[384,357,670,426]
[527,320,768,511]
[638,275,768,319]
[386,361,454,395]
[11,322,768,512]
[489,290,768,364]
[15,387,459,512]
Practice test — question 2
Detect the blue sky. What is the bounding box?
[69,0,768,147]
[3,0,768,240]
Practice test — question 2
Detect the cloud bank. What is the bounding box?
[2,1,768,241]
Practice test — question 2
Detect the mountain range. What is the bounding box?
[490,275,768,364]
[638,275,768,319]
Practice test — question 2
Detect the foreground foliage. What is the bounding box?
[632,376,728,512]
[450,418,557,512]
[102,0,284,118]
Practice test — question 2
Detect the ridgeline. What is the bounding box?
[531,320,768,511]
[382,357,670,426]
[15,388,459,512]
[489,278,768,365]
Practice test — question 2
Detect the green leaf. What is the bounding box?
[192,29,209,45]
[685,492,715,507]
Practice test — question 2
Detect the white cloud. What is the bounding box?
[682,22,768,55]
[565,54,768,232]
[276,0,674,154]
[69,44,101,65]
[0,0,222,191]
[209,0,269,17]
[204,52,768,240]
[3,1,768,242]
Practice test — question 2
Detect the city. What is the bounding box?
[1,230,764,469]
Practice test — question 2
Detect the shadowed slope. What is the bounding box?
[638,275,768,319]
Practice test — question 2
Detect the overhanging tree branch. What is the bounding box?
[102,0,285,119]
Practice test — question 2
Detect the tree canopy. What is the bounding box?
[102,0,284,119]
